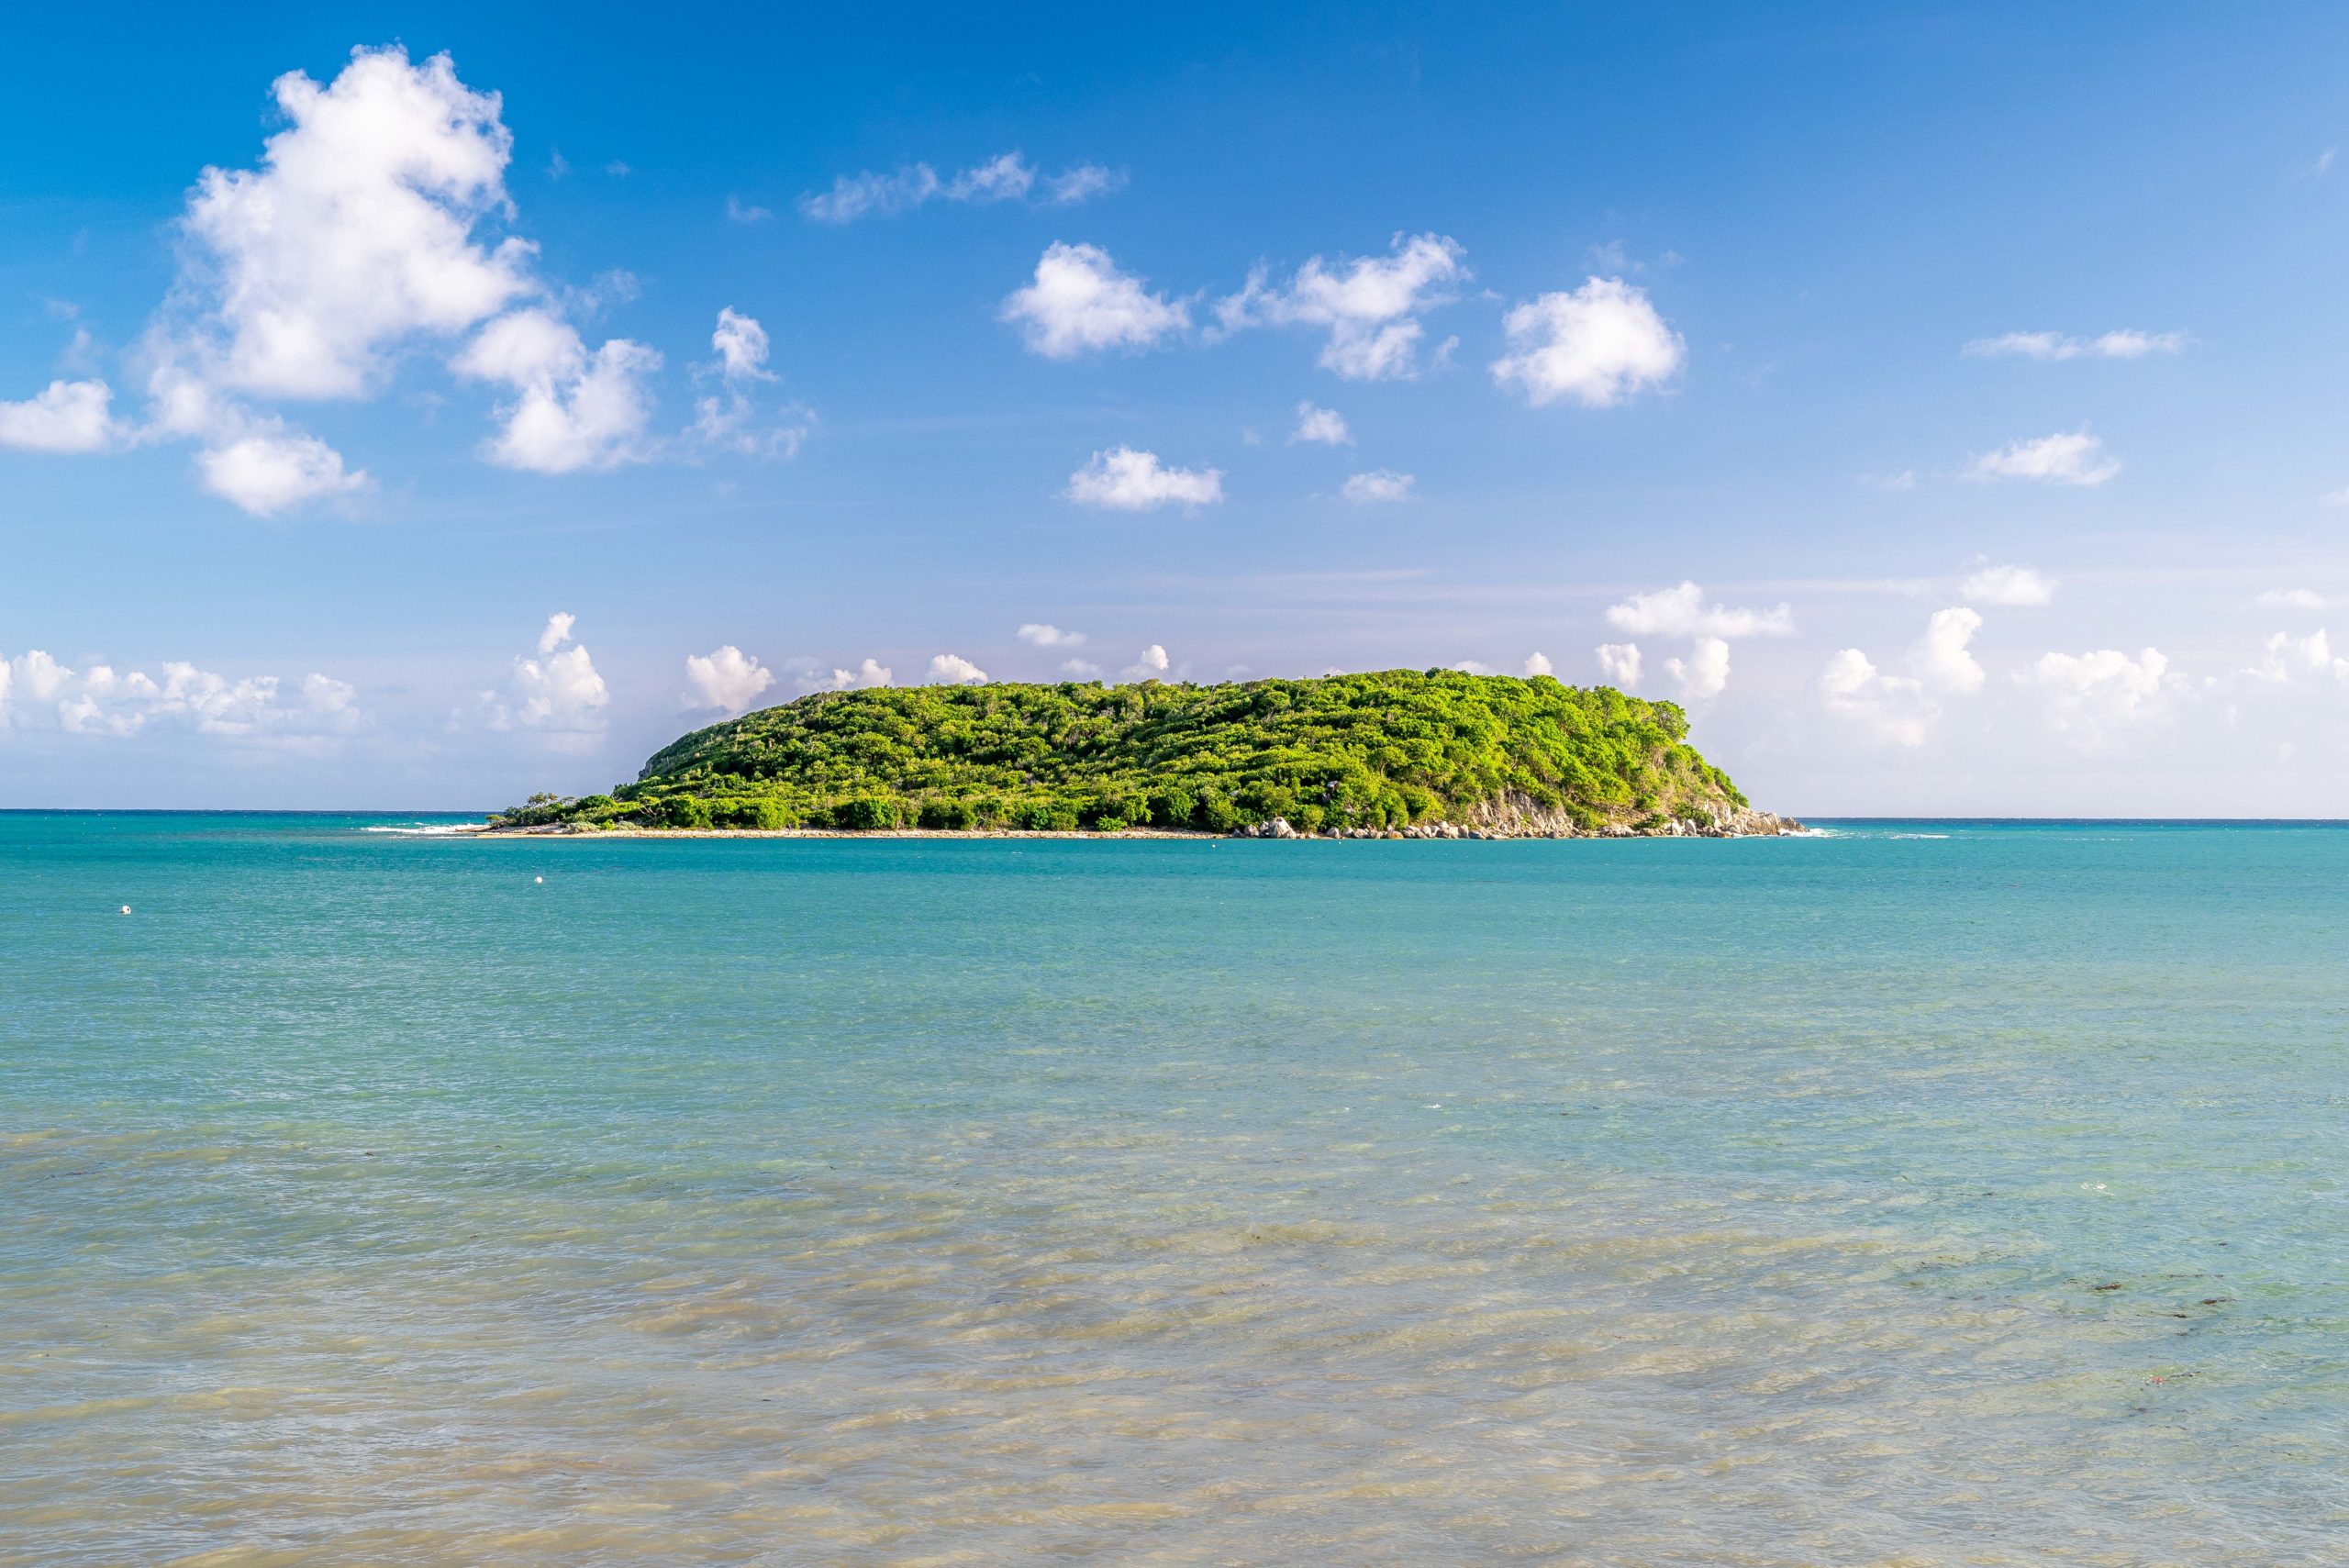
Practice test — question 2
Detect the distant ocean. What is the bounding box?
[6,813,2345,1563]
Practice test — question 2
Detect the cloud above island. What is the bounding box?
[477,612,608,745]
[1605,582,1793,639]
[684,644,775,715]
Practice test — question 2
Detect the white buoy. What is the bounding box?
[119,906,131,915]
[534,876,544,884]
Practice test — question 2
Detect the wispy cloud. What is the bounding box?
[1214,233,1466,381]
[1961,563,2056,606]
[1967,430,2120,486]
[1964,329,2186,361]
[799,151,1124,222]
[1341,469,1414,504]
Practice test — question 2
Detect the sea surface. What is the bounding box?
[4,813,2346,1566]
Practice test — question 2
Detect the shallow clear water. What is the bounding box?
[5,814,2346,1565]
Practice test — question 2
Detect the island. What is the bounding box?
[487,670,1800,839]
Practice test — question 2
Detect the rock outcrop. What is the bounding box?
[1237,794,1802,841]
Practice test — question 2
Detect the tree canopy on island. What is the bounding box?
[494,669,1750,833]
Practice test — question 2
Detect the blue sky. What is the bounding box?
[6,2,2349,812]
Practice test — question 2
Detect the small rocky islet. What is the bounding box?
[491,669,1800,839]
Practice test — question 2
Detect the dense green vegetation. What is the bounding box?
[493,670,1750,834]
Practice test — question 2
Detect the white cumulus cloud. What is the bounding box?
[1596,642,1642,688]
[684,644,774,715]
[1599,584,1786,704]
[1664,637,1731,701]
[709,307,774,382]
[5,47,729,514]
[2016,647,2174,745]
[1523,651,1554,678]
[456,309,662,473]
[0,380,118,453]
[0,650,360,739]
[1961,563,2056,606]
[925,652,989,685]
[1968,430,2120,486]
[1820,608,1987,747]
[794,657,892,692]
[302,672,356,713]
[1818,649,1929,745]
[167,46,534,401]
[1018,623,1085,647]
[1122,644,1171,681]
[195,426,368,515]
[1913,606,1987,693]
[1289,401,1352,445]
[2243,629,2349,684]
[1064,446,1224,510]
[1001,242,1189,358]
[481,613,607,740]
[693,307,808,459]
[1341,469,1414,504]
[1604,581,1793,639]
[1215,232,1466,381]
[1490,276,1685,407]
[133,43,547,512]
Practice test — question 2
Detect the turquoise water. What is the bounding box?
[5,814,2346,1565]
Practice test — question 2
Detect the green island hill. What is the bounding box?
[487,669,1800,839]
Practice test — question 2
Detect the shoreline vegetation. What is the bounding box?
[486,670,1801,840]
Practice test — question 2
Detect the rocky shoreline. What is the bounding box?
[1232,804,1803,840]
[476,803,1803,841]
